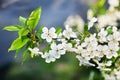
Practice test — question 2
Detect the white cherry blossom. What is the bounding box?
[105,42,119,59]
[98,28,108,43]
[41,27,57,42]
[50,43,65,59]
[64,15,84,32]
[81,34,97,47]
[63,25,77,39]
[96,45,108,58]
[108,0,119,10]
[63,43,73,52]
[28,47,43,56]
[41,52,56,63]
[88,17,97,30]
[76,55,95,66]
[75,45,84,54]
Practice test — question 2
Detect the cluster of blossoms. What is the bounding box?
[26,0,120,79]
[28,16,120,79]
[87,0,120,29]
[76,26,120,68]
[29,25,77,63]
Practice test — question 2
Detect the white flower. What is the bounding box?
[97,13,118,29]
[114,69,120,79]
[107,27,120,43]
[86,46,97,58]
[95,60,112,71]
[81,34,97,47]
[63,25,77,39]
[75,45,84,54]
[98,28,108,43]
[105,42,119,59]
[57,33,67,43]
[97,45,108,58]
[64,15,84,32]
[50,43,66,59]
[108,0,119,10]
[28,47,43,56]
[88,17,97,30]
[63,43,73,52]
[104,74,116,80]
[41,27,57,42]
[42,52,56,63]
[76,55,95,66]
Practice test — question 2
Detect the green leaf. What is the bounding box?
[3,26,21,31]
[8,37,29,51]
[22,49,29,62]
[27,7,42,30]
[106,27,113,34]
[89,71,95,80]
[36,25,44,42]
[15,48,22,58]
[56,27,62,35]
[45,43,51,52]
[18,29,29,37]
[30,53,34,58]
[118,49,120,56]
[97,0,105,8]
[37,25,44,33]
[36,33,43,43]
[19,16,27,26]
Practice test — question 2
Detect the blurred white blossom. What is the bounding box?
[87,9,94,20]
[64,15,84,32]
[108,0,119,11]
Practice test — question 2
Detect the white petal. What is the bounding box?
[46,59,51,63]
[49,27,56,33]
[46,37,52,42]
[71,32,77,38]
[91,17,97,22]
[42,27,48,32]
[51,43,57,50]
[50,33,57,38]
[88,22,93,29]
[57,44,63,50]
[41,33,47,39]
[58,50,66,55]
[54,53,61,59]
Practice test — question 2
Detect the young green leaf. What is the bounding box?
[36,25,44,42]
[8,37,29,51]
[27,7,42,30]
[3,26,21,31]
[18,29,29,37]
[97,0,105,8]
[106,27,113,34]
[15,48,22,58]
[56,27,62,35]
[22,49,29,62]
[19,16,27,26]
[37,25,44,33]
